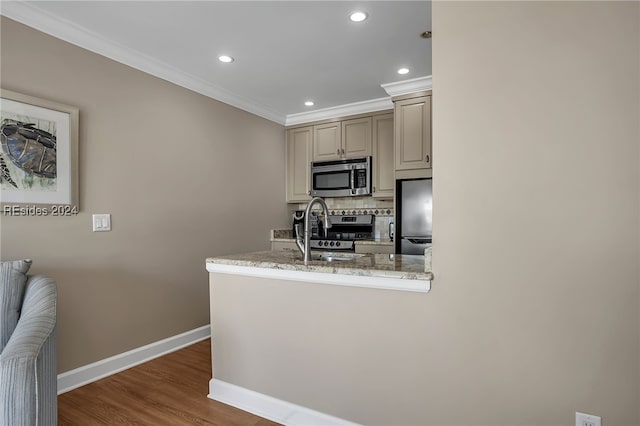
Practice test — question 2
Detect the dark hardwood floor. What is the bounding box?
[58,339,280,425]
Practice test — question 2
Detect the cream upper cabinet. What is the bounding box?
[394,95,431,171]
[286,126,312,203]
[313,118,372,161]
[287,111,391,202]
[372,114,394,199]
[342,117,372,158]
[313,122,342,161]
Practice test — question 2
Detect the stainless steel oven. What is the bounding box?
[310,214,375,251]
[311,156,371,197]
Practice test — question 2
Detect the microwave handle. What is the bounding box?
[350,169,355,194]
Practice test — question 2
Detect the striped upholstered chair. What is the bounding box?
[0,260,57,426]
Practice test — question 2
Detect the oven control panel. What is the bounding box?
[309,239,354,250]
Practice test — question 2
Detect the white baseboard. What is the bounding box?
[208,378,360,426]
[57,325,211,394]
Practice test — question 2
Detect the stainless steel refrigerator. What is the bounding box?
[396,178,432,255]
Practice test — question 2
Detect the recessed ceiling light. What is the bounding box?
[218,55,234,63]
[304,101,315,106]
[349,11,368,22]
[397,68,410,75]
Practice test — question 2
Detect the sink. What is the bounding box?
[312,252,365,262]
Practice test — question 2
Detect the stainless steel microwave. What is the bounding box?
[311,156,372,197]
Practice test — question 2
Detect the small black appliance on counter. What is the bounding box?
[291,210,320,238]
[292,210,305,234]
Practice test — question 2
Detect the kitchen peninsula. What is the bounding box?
[206,249,432,424]
[207,249,432,292]
[205,86,434,425]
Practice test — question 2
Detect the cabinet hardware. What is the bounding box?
[337,149,340,155]
[426,154,430,163]
[373,186,376,192]
[341,148,345,155]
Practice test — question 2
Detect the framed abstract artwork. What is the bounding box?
[0,89,79,210]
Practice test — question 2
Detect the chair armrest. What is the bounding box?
[1,275,57,361]
[0,275,57,426]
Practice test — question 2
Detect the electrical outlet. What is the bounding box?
[576,412,601,426]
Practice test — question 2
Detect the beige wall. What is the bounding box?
[210,2,640,425]
[432,1,639,425]
[0,17,288,373]
[210,273,449,425]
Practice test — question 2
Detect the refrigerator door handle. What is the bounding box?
[407,238,432,244]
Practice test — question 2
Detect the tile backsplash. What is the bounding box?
[291,197,395,240]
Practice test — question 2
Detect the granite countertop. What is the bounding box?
[206,249,433,281]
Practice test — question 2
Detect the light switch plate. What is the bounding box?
[576,412,601,426]
[92,214,111,232]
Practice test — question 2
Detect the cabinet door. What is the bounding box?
[286,126,312,203]
[355,244,395,254]
[313,122,342,161]
[395,95,431,170]
[372,114,394,199]
[342,117,372,158]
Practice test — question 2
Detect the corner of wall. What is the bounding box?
[636,3,640,423]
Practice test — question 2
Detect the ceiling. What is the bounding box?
[1,1,431,124]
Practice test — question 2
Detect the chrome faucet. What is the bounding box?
[295,197,332,263]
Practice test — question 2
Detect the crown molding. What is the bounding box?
[381,75,432,97]
[0,1,286,124]
[285,97,393,127]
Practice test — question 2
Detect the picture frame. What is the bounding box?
[0,89,79,209]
